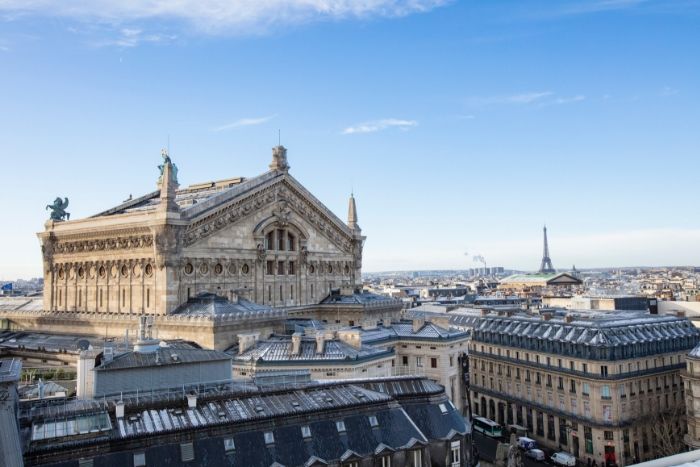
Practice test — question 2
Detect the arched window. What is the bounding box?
[262,225,300,252]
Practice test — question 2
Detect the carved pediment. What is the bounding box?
[183,178,354,253]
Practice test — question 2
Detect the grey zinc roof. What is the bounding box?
[320,291,402,306]
[91,170,280,218]
[232,336,391,363]
[171,293,279,318]
[96,347,231,371]
[359,321,468,344]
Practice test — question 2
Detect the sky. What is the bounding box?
[1,0,699,279]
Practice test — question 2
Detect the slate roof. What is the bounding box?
[474,310,700,347]
[21,377,466,467]
[232,336,392,363]
[358,321,469,344]
[96,347,231,371]
[688,342,700,359]
[403,308,482,331]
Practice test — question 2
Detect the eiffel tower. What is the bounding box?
[539,225,556,274]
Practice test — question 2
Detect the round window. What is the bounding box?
[98,266,106,278]
[328,265,333,274]
[78,267,85,278]
[214,263,223,275]
[199,263,209,275]
[58,268,65,279]
[120,265,129,277]
[184,263,194,275]
[309,265,315,274]
[145,264,153,276]
[241,263,250,275]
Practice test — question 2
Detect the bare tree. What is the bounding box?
[649,403,687,457]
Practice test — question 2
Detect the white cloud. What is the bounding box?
[212,114,277,132]
[0,1,450,34]
[467,91,553,106]
[96,27,177,47]
[342,118,417,134]
[554,94,585,104]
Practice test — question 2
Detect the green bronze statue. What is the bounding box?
[158,148,178,184]
[46,197,70,221]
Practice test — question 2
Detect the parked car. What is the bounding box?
[551,452,577,466]
[525,449,545,461]
[517,436,537,450]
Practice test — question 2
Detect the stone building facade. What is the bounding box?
[469,310,699,466]
[38,146,365,317]
[683,343,700,449]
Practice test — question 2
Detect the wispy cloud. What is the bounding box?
[467,91,553,106]
[467,91,588,108]
[661,85,679,96]
[0,1,451,35]
[212,114,277,132]
[553,95,586,104]
[342,118,418,135]
[96,28,177,47]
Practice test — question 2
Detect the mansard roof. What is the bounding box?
[358,320,469,344]
[231,335,392,364]
[473,310,700,359]
[22,377,462,467]
[95,346,231,371]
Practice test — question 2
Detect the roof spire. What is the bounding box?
[348,192,359,231]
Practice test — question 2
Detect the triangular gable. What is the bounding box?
[547,273,582,285]
[183,174,354,253]
[304,456,328,467]
[339,450,363,462]
[374,443,396,455]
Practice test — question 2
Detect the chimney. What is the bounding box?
[565,315,574,323]
[315,332,326,354]
[412,317,425,333]
[340,286,354,296]
[676,310,686,318]
[383,317,392,328]
[361,319,377,330]
[115,400,125,419]
[238,332,260,354]
[187,393,197,409]
[542,312,553,321]
[291,333,302,355]
[480,309,489,317]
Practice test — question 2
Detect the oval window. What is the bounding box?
[184,263,194,275]
[241,264,250,275]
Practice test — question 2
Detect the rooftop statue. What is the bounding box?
[46,197,70,221]
[158,148,178,183]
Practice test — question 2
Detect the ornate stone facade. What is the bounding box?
[37,146,365,317]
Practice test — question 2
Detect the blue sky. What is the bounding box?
[1,0,699,279]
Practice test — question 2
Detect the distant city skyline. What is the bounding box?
[1,0,699,278]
